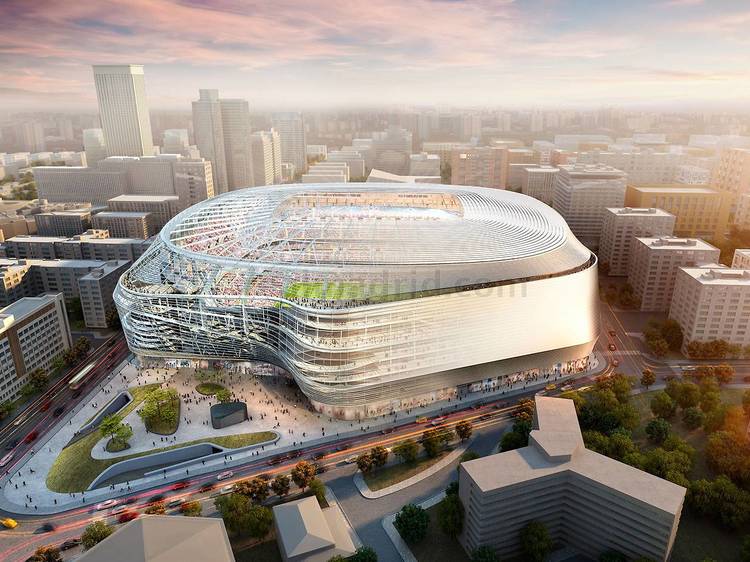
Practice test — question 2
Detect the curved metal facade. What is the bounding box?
[115,183,599,419]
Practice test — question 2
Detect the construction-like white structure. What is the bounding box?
[115,183,599,419]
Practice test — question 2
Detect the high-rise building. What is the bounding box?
[552,164,627,248]
[82,129,107,167]
[670,267,750,353]
[173,159,214,211]
[408,152,440,177]
[162,129,193,156]
[192,89,228,194]
[92,65,154,157]
[219,99,253,190]
[629,237,720,311]
[272,112,307,174]
[371,127,412,175]
[576,150,684,185]
[599,208,676,276]
[250,131,280,187]
[520,166,559,206]
[451,147,507,190]
[711,148,750,199]
[4,232,150,262]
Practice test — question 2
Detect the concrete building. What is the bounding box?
[302,162,348,183]
[273,496,357,561]
[365,169,440,183]
[173,158,214,211]
[734,193,750,230]
[77,516,235,562]
[327,150,366,179]
[34,210,92,237]
[0,216,36,242]
[677,165,711,185]
[629,237,720,311]
[711,148,750,204]
[520,166,559,205]
[408,152,441,177]
[93,211,152,239]
[732,249,750,269]
[576,150,684,184]
[108,195,179,231]
[3,232,149,262]
[34,166,128,204]
[451,147,507,190]
[92,65,154,157]
[79,260,130,328]
[251,130,280,187]
[192,89,228,194]
[82,128,107,167]
[599,208,676,276]
[552,164,627,249]
[670,267,750,352]
[220,98,254,190]
[306,144,328,160]
[624,184,731,240]
[0,294,72,402]
[162,129,199,158]
[458,396,685,561]
[272,112,307,174]
[422,141,474,163]
[370,127,412,175]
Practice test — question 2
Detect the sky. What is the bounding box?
[1,0,749,111]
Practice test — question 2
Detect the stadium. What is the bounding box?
[114,183,599,419]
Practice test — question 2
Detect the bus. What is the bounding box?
[415,415,428,424]
[68,362,97,391]
[0,451,14,468]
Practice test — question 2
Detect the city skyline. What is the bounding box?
[1,0,750,111]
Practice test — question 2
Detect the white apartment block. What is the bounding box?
[272,112,307,174]
[670,267,750,352]
[451,147,508,190]
[306,145,328,160]
[553,134,613,150]
[108,195,179,231]
[302,162,349,183]
[421,141,474,163]
[734,193,750,230]
[459,396,685,561]
[79,261,129,328]
[576,150,684,184]
[4,232,149,262]
[520,166,559,205]
[599,208,676,276]
[408,152,441,177]
[0,294,72,403]
[732,249,750,269]
[629,237,720,311]
[92,65,154,157]
[552,164,627,249]
[327,150,366,179]
[92,211,152,239]
[676,165,711,185]
[34,166,129,205]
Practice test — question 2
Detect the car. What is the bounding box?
[561,384,574,392]
[608,343,616,351]
[380,427,394,435]
[109,505,128,516]
[198,482,216,493]
[147,494,165,504]
[479,413,492,421]
[289,450,302,458]
[4,439,19,451]
[95,499,118,511]
[0,517,18,529]
[216,470,234,481]
[40,401,51,412]
[53,406,65,417]
[311,451,327,460]
[267,456,283,466]
[415,416,428,423]
[312,463,326,474]
[219,484,235,495]
[171,480,190,490]
[471,402,484,410]
[124,497,138,505]
[545,383,557,391]
[430,416,446,426]
[335,443,352,452]
[118,511,138,524]
[59,538,81,551]
[608,329,616,337]
[38,522,56,533]
[72,390,82,399]
[167,498,184,508]
[23,431,38,444]
[343,455,358,464]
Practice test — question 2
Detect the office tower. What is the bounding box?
[459,396,685,562]
[34,210,92,237]
[192,89,228,194]
[272,112,307,174]
[269,129,283,183]
[108,195,180,231]
[327,150,366,179]
[173,159,214,211]
[629,237,720,311]
[408,153,440,177]
[599,208,676,276]
[83,128,107,166]
[451,147,508,190]
[92,211,152,239]
[162,129,190,155]
[552,164,627,249]
[219,98,254,190]
[19,122,46,152]
[625,184,731,240]
[56,117,74,141]
[92,65,154,157]
[670,267,750,354]
[0,294,72,403]
[371,126,412,175]
[251,131,282,186]
[520,166,559,206]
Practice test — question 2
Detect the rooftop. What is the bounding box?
[606,207,675,217]
[0,294,61,326]
[635,236,718,252]
[680,267,750,286]
[628,184,717,195]
[95,211,151,218]
[109,195,180,203]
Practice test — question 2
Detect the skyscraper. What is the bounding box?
[192,89,228,194]
[82,128,107,166]
[219,99,254,190]
[271,112,307,175]
[92,65,154,157]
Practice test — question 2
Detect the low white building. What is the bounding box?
[732,249,750,269]
[520,166,559,205]
[676,164,711,185]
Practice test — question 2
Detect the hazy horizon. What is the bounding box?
[1,0,749,112]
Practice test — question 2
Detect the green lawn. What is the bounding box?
[409,501,470,562]
[195,382,226,396]
[363,451,450,492]
[46,383,276,492]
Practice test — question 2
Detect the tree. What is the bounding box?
[236,477,269,504]
[640,369,656,389]
[715,363,735,385]
[515,398,535,422]
[437,493,464,538]
[0,401,15,421]
[99,414,132,448]
[661,319,684,351]
[599,551,627,562]
[743,390,750,417]
[456,420,473,441]
[705,430,750,484]
[394,503,429,543]
[459,450,480,465]
[646,418,671,444]
[676,382,701,410]
[308,477,326,506]
[215,388,232,403]
[520,520,553,562]
[393,439,419,463]
[28,546,62,562]
[291,460,316,490]
[703,405,728,434]
[215,493,273,538]
[81,520,114,550]
[648,337,670,358]
[74,335,91,357]
[682,406,705,430]
[446,481,459,496]
[28,368,48,392]
[701,391,722,414]
[356,452,374,473]
[422,428,452,458]
[145,501,166,515]
[271,474,291,497]
[650,391,676,419]
[370,445,389,468]
[105,307,121,330]
[138,387,179,428]
[350,546,378,562]
[501,429,527,452]
[180,500,202,516]
[471,546,500,562]
[741,535,750,562]
[51,355,65,373]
